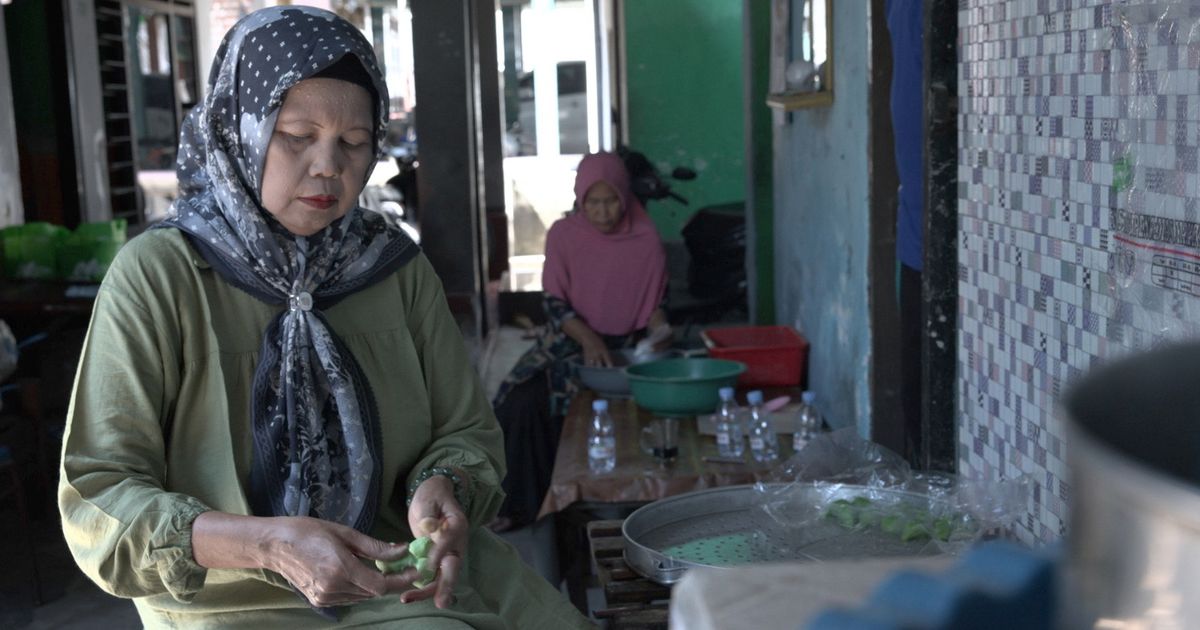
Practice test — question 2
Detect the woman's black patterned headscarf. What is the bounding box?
[158,7,418,541]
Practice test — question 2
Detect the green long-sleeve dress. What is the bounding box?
[58,229,593,629]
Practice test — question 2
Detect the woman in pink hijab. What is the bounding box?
[490,152,670,530]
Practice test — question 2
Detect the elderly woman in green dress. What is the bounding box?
[57,7,591,629]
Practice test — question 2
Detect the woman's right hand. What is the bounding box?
[580,334,613,367]
[561,316,612,367]
[194,512,419,608]
[263,516,420,607]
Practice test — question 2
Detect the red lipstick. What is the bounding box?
[299,195,337,210]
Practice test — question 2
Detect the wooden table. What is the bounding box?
[541,386,801,613]
[0,281,98,319]
[538,388,800,519]
[587,519,670,630]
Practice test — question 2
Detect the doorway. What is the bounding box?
[498,0,603,294]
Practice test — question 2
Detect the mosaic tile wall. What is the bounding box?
[958,0,1200,544]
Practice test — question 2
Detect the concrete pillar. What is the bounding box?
[410,0,504,337]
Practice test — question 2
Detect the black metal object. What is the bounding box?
[920,0,958,473]
[742,0,776,325]
[681,203,746,303]
[476,0,508,283]
[868,0,904,457]
[554,501,647,614]
[615,145,750,326]
[617,145,690,206]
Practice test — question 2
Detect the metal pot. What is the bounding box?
[1062,341,1200,628]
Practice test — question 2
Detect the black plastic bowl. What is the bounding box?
[573,348,675,397]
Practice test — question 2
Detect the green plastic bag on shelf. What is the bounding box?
[58,219,128,282]
[1,222,69,280]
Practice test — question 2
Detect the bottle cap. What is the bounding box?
[802,391,815,404]
[746,390,763,405]
[593,399,609,412]
[719,386,734,400]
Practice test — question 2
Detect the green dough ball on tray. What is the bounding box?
[822,495,972,545]
[901,522,931,542]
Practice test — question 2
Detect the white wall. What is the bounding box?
[0,8,23,227]
[773,1,872,436]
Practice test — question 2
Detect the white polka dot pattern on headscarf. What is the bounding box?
[158,6,416,538]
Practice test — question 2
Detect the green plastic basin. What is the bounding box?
[625,358,747,416]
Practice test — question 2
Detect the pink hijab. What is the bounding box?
[542,153,668,336]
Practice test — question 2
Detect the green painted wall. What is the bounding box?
[623,0,746,240]
[4,2,56,149]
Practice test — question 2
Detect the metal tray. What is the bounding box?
[622,483,952,584]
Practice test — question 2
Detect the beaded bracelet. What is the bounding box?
[406,466,471,512]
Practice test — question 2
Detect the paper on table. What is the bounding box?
[633,324,674,358]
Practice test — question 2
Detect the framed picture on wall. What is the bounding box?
[767,0,833,109]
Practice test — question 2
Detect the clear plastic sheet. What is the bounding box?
[1105,5,1200,348]
[0,320,14,383]
[751,428,1030,558]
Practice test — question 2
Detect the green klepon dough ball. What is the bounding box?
[412,555,436,589]
[375,555,415,574]
[375,535,438,585]
[932,517,954,542]
[856,510,881,528]
[415,557,432,576]
[826,503,857,529]
[901,522,931,542]
[409,535,433,558]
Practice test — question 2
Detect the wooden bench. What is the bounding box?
[586,519,670,630]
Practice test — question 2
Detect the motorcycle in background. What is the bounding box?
[618,144,696,205]
[360,117,421,243]
[615,145,748,326]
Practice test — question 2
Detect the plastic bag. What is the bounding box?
[0,220,127,281]
[751,428,1030,559]
[768,426,913,488]
[58,219,127,282]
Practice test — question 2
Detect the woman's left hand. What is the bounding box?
[403,474,469,609]
[647,308,671,351]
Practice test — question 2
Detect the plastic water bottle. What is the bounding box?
[588,399,616,474]
[714,386,744,458]
[747,390,778,463]
[793,390,822,453]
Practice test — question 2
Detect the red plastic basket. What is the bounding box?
[700,325,809,388]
